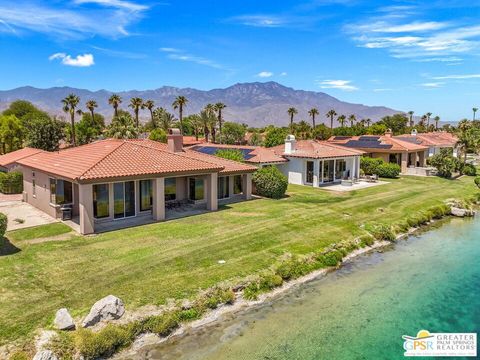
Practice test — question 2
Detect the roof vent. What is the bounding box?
[285,134,296,154]
[167,128,183,153]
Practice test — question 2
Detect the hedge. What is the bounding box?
[360,157,400,178]
[252,166,288,199]
[0,213,7,240]
[376,163,401,178]
[0,171,23,194]
[475,176,480,189]
[461,163,477,176]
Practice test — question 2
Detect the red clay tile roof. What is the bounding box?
[182,136,205,146]
[270,140,364,159]
[17,139,255,181]
[0,147,44,167]
[396,132,458,147]
[328,135,428,152]
[190,143,287,164]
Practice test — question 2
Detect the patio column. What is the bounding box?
[313,160,319,187]
[401,153,408,173]
[333,159,336,182]
[78,183,94,235]
[356,156,361,180]
[244,173,252,200]
[418,151,426,167]
[206,173,218,211]
[152,177,165,221]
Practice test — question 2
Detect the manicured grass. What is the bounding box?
[0,176,477,345]
[7,223,73,242]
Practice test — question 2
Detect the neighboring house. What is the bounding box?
[192,136,363,187]
[395,130,458,158]
[328,131,429,175]
[16,130,256,235]
[0,147,44,172]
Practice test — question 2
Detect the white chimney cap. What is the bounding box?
[286,134,296,141]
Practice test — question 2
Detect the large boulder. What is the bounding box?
[451,207,474,217]
[82,295,125,327]
[54,308,75,330]
[33,350,58,360]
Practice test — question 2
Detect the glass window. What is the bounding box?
[335,159,347,180]
[233,175,243,194]
[93,184,109,219]
[50,178,56,204]
[113,182,125,219]
[189,178,204,201]
[125,181,135,217]
[217,176,230,199]
[139,180,152,211]
[306,161,314,184]
[165,178,176,201]
[50,178,73,205]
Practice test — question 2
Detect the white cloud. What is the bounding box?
[229,15,287,28]
[432,74,480,80]
[73,0,148,11]
[159,47,181,53]
[280,72,288,76]
[373,88,393,92]
[421,82,444,88]
[49,53,95,67]
[257,71,274,78]
[160,48,227,70]
[318,79,358,91]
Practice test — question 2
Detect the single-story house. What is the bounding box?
[15,130,257,234]
[191,136,363,187]
[395,130,458,157]
[0,147,44,172]
[328,130,429,175]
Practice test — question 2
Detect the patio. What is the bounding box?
[321,180,389,192]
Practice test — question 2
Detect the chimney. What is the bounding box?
[284,134,296,154]
[385,129,393,138]
[411,128,417,136]
[167,128,183,152]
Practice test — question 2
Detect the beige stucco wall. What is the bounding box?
[371,153,390,163]
[22,167,58,219]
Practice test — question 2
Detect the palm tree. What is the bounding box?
[473,107,478,121]
[108,94,122,117]
[308,108,319,128]
[129,97,143,129]
[172,95,188,135]
[190,114,203,141]
[215,102,226,144]
[426,112,432,128]
[434,116,440,130]
[62,93,81,146]
[407,111,414,127]
[107,113,138,139]
[326,109,337,129]
[348,114,357,128]
[143,100,155,126]
[287,107,298,129]
[199,110,212,142]
[419,115,427,128]
[154,108,176,132]
[365,118,372,127]
[337,114,346,127]
[85,100,98,122]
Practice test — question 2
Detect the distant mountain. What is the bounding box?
[0,82,401,127]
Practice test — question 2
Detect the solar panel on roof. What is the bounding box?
[396,137,421,144]
[358,136,380,141]
[333,136,351,140]
[191,146,256,160]
[345,140,392,149]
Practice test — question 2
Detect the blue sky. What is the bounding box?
[1,0,480,121]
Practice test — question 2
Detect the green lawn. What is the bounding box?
[7,223,72,242]
[0,176,477,345]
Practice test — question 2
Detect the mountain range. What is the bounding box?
[0,82,401,127]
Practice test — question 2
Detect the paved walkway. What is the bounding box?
[322,180,389,192]
[0,196,57,231]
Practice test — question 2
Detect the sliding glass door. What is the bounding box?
[114,181,135,219]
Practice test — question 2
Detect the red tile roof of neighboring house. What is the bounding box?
[16,139,254,182]
[271,140,364,159]
[190,143,287,164]
[395,132,458,147]
[328,134,428,152]
[0,147,44,167]
[182,136,205,146]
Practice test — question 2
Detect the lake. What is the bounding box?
[135,217,480,359]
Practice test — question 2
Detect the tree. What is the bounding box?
[215,102,226,144]
[199,109,215,143]
[473,107,478,121]
[407,111,414,127]
[85,100,98,123]
[377,114,408,135]
[457,125,480,163]
[248,131,263,146]
[75,113,105,145]
[149,128,167,143]
[308,108,319,128]
[264,127,288,147]
[2,100,41,120]
[143,100,155,125]
[24,114,64,151]
[312,124,332,140]
[129,97,143,129]
[172,96,188,135]
[287,107,298,129]
[61,94,80,146]
[152,107,176,132]
[294,120,312,140]
[326,109,337,129]
[348,114,357,128]
[365,118,372,127]
[188,114,203,141]
[106,111,138,139]
[366,123,387,135]
[425,112,432,127]
[434,116,440,130]
[0,115,23,153]
[429,148,462,178]
[220,121,245,144]
[108,94,122,117]
[337,114,346,127]
[214,149,244,162]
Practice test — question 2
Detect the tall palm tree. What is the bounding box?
[190,114,203,141]
[308,108,319,128]
[108,94,122,117]
[129,97,143,129]
[348,114,357,128]
[407,111,414,127]
[86,100,98,122]
[419,115,427,127]
[326,109,337,129]
[62,93,81,146]
[143,100,155,125]
[215,102,226,144]
[337,114,346,127]
[434,116,440,130]
[425,112,432,127]
[199,110,212,142]
[365,118,372,127]
[172,95,188,135]
[287,107,298,129]
[473,107,478,121]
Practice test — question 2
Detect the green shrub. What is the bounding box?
[429,149,462,178]
[141,313,179,336]
[317,250,343,267]
[360,157,384,175]
[148,128,167,143]
[0,212,7,240]
[0,171,23,194]
[475,176,480,189]
[359,235,374,247]
[195,286,235,310]
[369,223,396,242]
[176,308,202,322]
[8,351,30,360]
[75,325,135,360]
[376,163,401,178]
[252,166,288,199]
[462,163,477,176]
[273,256,311,280]
[243,273,283,300]
[48,332,76,360]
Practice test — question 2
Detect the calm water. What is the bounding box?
[137,218,480,360]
